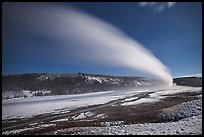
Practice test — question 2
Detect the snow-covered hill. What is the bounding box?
[2,73,202,100]
[2,73,163,100]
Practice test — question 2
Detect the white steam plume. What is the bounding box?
[3,3,172,85]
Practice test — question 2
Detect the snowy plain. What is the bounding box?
[2,86,202,120]
[2,85,202,135]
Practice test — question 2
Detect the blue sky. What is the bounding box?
[2,2,202,78]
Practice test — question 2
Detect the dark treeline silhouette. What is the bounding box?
[173,77,202,87]
[2,73,202,95]
[2,73,159,95]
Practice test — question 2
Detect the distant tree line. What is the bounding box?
[173,77,202,87]
[2,73,164,95]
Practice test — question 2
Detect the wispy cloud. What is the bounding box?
[179,74,202,78]
[167,2,176,8]
[139,2,176,12]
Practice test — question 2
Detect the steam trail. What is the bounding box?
[3,3,172,85]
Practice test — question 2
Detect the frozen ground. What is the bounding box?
[2,90,51,100]
[2,85,202,135]
[65,99,202,135]
[2,85,201,120]
[73,114,202,135]
[2,90,135,119]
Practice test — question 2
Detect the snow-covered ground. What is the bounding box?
[2,90,135,119]
[72,111,94,120]
[121,87,202,106]
[2,85,202,135]
[160,99,202,121]
[2,86,201,120]
[75,114,202,135]
[121,98,160,106]
[52,99,202,135]
[2,124,56,135]
[2,90,51,100]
